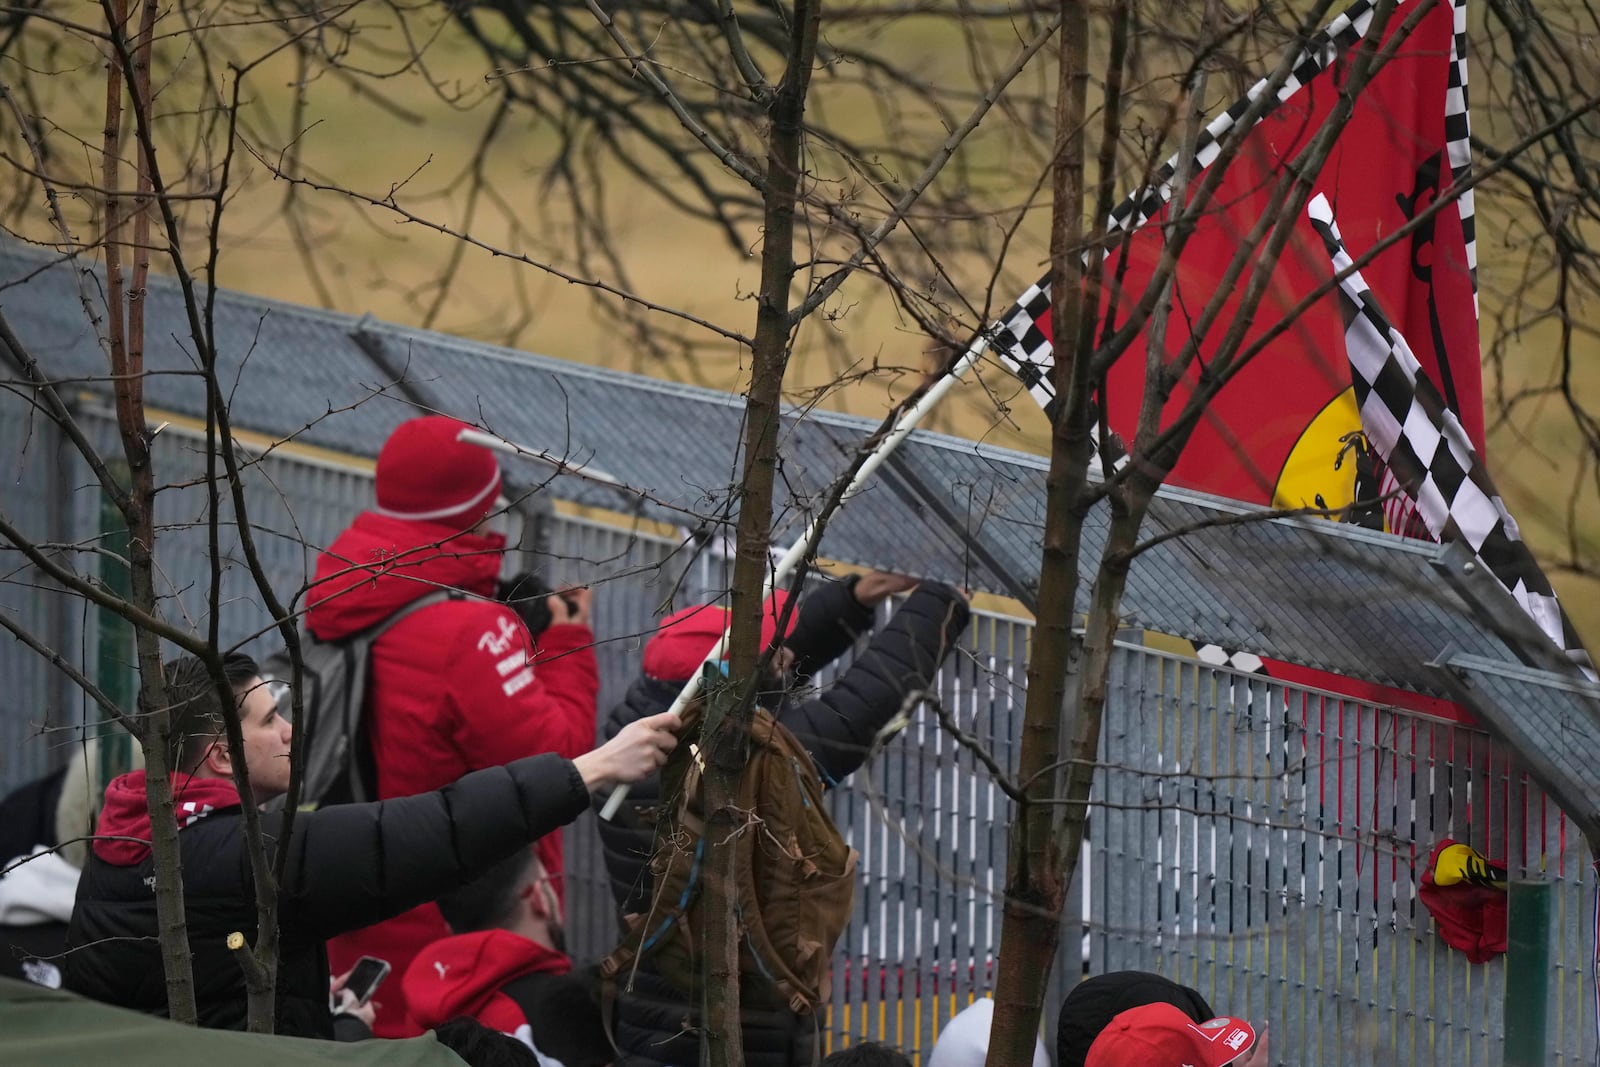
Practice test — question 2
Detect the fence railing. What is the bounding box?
[776,642,1595,1065]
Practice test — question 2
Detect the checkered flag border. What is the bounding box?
[1445,0,1478,310]
[1196,644,1268,676]
[1308,193,1594,677]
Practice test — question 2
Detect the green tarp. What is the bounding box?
[0,978,470,1066]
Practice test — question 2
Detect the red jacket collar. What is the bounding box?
[306,511,505,640]
[401,928,570,1030]
[94,771,242,865]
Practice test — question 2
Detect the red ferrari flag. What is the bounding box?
[992,0,1479,517]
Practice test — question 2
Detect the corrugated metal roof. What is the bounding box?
[0,240,1589,723]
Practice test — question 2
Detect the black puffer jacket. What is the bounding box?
[596,578,970,1067]
[65,754,587,1037]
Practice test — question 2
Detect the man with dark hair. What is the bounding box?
[820,1041,913,1067]
[164,652,282,783]
[64,651,679,1038]
[436,850,561,950]
[596,572,971,1067]
[404,848,610,1067]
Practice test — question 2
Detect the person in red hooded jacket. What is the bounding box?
[308,415,601,1037]
[404,848,610,1067]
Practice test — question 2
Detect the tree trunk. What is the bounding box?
[699,676,748,1067]
[121,187,200,1028]
[1049,493,1151,936]
[700,4,822,1064]
[986,0,1090,1060]
[119,260,198,1025]
[138,703,198,1024]
[100,0,200,1022]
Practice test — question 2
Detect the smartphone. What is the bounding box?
[343,955,391,1007]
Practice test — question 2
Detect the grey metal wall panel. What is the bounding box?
[1051,646,1596,1067]
[0,407,88,786]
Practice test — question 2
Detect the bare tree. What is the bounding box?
[2,0,1597,1061]
[0,0,350,1029]
[984,0,1600,1061]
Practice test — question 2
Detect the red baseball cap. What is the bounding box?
[1085,1003,1257,1067]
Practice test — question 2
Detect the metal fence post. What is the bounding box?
[1503,879,1554,1067]
[94,461,137,785]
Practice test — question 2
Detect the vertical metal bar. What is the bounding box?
[1503,880,1554,1067]
[95,459,137,785]
[45,415,75,752]
[1203,660,1223,1014]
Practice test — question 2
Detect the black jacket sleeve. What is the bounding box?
[779,582,970,784]
[782,575,877,680]
[265,753,588,940]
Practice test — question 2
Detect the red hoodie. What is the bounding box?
[402,929,571,1040]
[309,511,599,1037]
[94,772,243,865]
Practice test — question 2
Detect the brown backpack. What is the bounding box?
[600,691,858,1014]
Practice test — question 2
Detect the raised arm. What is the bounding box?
[272,712,678,939]
[453,599,601,764]
[780,581,969,784]
[783,572,918,679]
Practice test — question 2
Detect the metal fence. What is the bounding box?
[0,407,1593,1064]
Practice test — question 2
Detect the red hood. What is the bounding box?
[94,771,243,865]
[402,929,570,1030]
[306,511,505,640]
[642,590,796,682]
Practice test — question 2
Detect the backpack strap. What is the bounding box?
[598,972,625,1061]
[729,720,813,1015]
[598,740,709,987]
[599,807,709,986]
[357,587,465,640]
[318,587,465,806]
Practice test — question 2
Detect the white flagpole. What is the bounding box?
[458,428,625,487]
[599,340,986,820]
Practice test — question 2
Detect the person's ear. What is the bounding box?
[200,739,232,778]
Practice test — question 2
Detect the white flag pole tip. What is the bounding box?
[458,428,624,487]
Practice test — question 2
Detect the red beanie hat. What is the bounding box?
[641,591,798,682]
[374,416,503,529]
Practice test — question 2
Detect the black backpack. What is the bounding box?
[259,590,458,809]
